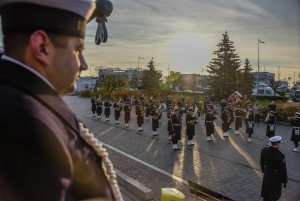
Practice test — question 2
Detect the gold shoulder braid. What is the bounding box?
[79,123,123,201]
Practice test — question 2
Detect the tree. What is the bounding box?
[141,58,162,93]
[239,58,254,95]
[207,31,241,99]
[98,75,128,97]
[129,73,141,89]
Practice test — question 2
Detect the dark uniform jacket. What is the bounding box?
[205,113,215,136]
[260,146,287,200]
[170,114,182,140]
[234,107,244,130]
[123,104,131,122]
[0,59,115,201]
[245,111,254,134]
[221,110,231,132]
[151,109,160,130]
[186,114,196,137]
[113,102,122,120]
[104,101,111,116]
[265,115,276,137]
[135,105,144,126]
[290,117,300,142]
[96,100,103,115]
[91,97,97,113]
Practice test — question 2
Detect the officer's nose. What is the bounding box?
[79,52,88,71]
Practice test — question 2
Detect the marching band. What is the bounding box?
[89,95,299,152]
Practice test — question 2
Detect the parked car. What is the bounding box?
[276,85,289,93]
[252,84,279,96]
[291,89,300,102]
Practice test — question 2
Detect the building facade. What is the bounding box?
[98,67,143,89]
[74,76,97,94]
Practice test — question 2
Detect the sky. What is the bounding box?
[1,0,300,81]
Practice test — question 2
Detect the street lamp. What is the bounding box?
[257,38,265,85]
[138,56,144,69]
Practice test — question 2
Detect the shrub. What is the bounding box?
[79,89,95,97]
[259,102,300,123]
[249,95,289,102]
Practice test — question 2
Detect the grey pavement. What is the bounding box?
[65,96,300,201]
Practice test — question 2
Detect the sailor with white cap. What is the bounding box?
[289,112,300,152]
[260,135,287,201]
[0,0,122,201]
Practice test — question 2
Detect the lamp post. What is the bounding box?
[138,56,144,69]
[257,38,265,85]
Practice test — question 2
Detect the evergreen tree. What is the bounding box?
[207,31,241,99]
[141,58,162,93]
[239,58,254,95]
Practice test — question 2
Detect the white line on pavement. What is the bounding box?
[101,141,189,185]
[96,127,115,137]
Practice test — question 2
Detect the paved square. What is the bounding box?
[65,96,300,201]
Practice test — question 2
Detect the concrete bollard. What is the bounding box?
[161,188,185,201]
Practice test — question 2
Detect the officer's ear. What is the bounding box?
[29,30,52,67]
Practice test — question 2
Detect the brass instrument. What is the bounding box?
[225,110,231,123]
[115,97,123,112]
[265,112,270,122]
[192,106,198,118]
[153,107,162,120]
[288,116,299,121]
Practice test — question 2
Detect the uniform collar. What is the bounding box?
[0,58,78,133]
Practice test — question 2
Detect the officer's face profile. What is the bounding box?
[50,36,86,95]
[271,142,281,149]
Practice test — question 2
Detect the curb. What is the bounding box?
[116,169,154,201]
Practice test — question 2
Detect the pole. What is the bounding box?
[258,38,260,73]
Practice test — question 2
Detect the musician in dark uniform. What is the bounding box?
[151,105,161,136]
[96,98,103,119]
[268,100,277,112]
[221,106,231,137]
[167,107,174,141]
[186,107,197,145]
[265,111,276,140]
[234,104,244,135]
[123,99,131,127]
[113,98,122,124]
[145,101,151,120]
[136,101,144,132]
[0,0,121,200]
[260,136,287,201]
[289,112,300,152]
[245,108,254,142]
[228,103,234,129]
[91,96,97,117]
[205,108,215,141]
[104,99,112,121]
[170,107,182,150]
[178,95,185,115]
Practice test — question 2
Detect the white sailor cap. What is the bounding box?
[0,0,101,38]
[269,136,282,143]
